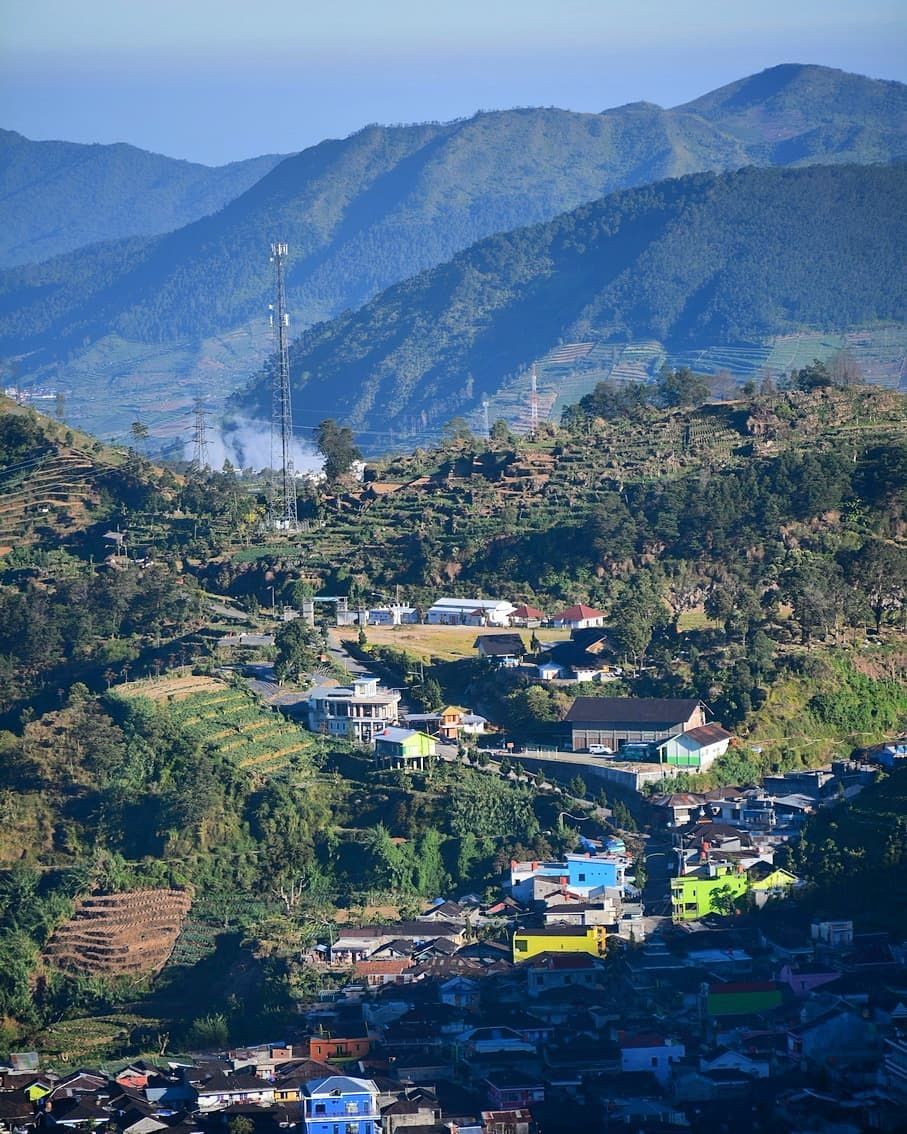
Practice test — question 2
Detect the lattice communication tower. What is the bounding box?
[269,242,298,530]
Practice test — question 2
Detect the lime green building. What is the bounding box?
[671,865,749,920]
[374,727,436,770]
[671,862,799,921]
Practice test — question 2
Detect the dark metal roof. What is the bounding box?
[475,634,526,655]
[565,697,701,724]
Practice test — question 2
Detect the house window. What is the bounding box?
[515,939,528,951]
[578,873,586,882]
[315,1103,326,1114]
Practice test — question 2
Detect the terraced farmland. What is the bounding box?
[116,677,320,774]
[0,446,109,550]
[44,889,192,977]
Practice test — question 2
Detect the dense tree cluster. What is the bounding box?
[0,568,200,714]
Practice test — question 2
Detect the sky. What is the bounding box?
[1,0,905,165]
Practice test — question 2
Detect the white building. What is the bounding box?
[306,674,400,745]
[426,598,515,626]
[367,605,418,626]
[619,1033,685,1085]
[654,724,734,772]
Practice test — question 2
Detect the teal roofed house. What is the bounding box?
[374,727,436,770]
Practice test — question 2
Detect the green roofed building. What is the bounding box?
[707,981,784,1017]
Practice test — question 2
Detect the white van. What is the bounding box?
[588,744,613,755]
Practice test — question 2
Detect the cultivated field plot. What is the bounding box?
[337,624,563,663]
[115,673,225,702]
[45,889,192,977]
[36,1012,167,1066]
[115,676,319,771]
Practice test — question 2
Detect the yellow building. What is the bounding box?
[512,924,606,962]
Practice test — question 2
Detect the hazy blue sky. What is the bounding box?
[1,0,904,164]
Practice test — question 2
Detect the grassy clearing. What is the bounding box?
[337,623,563,663]
[677,607,718,632]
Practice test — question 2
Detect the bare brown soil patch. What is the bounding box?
[44,889,192,977]
[115,674,226,702]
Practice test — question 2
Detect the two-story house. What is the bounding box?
[509,852,626,902]
[301,1076,380,1134]
[373,727,436,770]
[306,675,400,745]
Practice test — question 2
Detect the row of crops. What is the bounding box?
[164,685,319,773]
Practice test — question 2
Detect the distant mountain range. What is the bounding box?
[0,130,285,267]
[1,63,905,441]
[233,163,906,430]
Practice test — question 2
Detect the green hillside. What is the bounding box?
[236,163,907,431]
[2,64,906,443]
[0,385,905,1055]
[0,129,285,268]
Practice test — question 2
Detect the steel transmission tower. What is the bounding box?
[269,242,298,530]
[191,396,210,471]
[529,363,540,434]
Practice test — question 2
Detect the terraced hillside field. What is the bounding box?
[0,446,110,551]
[44,889,192,976]
[114,675,320,774]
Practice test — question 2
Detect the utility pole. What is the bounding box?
[191,396,210,471]
[269,241,298,531]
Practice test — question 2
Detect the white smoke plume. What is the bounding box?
[187,416,324,477]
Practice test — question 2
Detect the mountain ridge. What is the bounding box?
[2,63,905,442]
[234,162,907,431]
[0,128,287,268]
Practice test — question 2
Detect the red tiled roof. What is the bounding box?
[619,1031,670,1049]
[555,604,604,622]
[354,959,412,974]
[512,604,546,619]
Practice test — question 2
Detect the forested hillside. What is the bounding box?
[0,383,905,1055]
[2,63,906,444]
[236,163,907,429]
[0,129,284,268]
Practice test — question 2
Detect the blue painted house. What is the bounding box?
[301,1076,380,1134]
[510,852,626,901]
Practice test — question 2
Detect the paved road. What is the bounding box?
[521,747,652,772]
[641,833,676,921]
[205,598,251,623]
[326,630,369,677]
[221,632,275,647]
